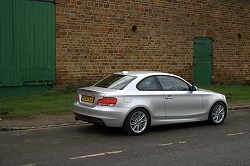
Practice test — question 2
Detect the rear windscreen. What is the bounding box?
[94,74,136,90]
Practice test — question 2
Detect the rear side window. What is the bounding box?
[94,74,136,90]
[136,76,162,91]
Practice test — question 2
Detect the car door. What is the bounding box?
[156,76,203,119]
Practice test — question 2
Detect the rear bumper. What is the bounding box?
[74,113,106,126]
[73,101,129,127]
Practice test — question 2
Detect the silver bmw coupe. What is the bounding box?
[74,71,228,135]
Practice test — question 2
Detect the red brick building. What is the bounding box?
[1,0,249,97]
[56,0,250,85]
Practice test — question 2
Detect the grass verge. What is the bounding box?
[0,92,75,119]
[199,85,250,103]
[0,85,249,119]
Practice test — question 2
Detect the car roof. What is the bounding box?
[114,71,174,77]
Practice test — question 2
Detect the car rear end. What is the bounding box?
[73,73,136,127]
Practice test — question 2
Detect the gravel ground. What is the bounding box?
[0,113,86,131]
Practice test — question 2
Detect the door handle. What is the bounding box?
[165,95,173,99]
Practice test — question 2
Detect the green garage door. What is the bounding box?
[193,37,213,86]
[0,0,55,97]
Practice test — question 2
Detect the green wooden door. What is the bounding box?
[193,37,213,86]
[0,0,55,96]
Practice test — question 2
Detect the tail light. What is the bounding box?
[76,95,79,101]
[97,97,117,106]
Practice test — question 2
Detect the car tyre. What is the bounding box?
[208,102,227,125]
[123,108,150,136]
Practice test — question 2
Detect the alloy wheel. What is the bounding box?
[209,102,226,124]
[130,111,148,133]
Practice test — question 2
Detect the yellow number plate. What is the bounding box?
[81,96,95,103]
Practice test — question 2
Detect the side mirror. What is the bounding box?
[191,85,198,91]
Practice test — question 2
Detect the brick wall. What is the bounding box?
[56,0,250,85]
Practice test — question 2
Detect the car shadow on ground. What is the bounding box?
[76,124,125,137]
[76,121,210,137]
[148,121,208,133]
